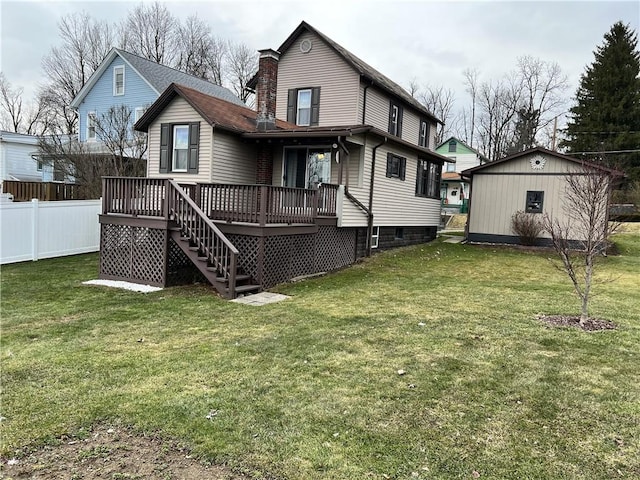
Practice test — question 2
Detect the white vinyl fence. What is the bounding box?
[1,199,101,265]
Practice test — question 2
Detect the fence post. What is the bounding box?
[31,198,39,261]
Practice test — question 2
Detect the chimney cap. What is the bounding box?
[258,48,280,61]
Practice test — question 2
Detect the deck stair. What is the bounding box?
[167,180,260,299]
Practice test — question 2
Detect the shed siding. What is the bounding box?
[468,153,604,241]
[211,132,256,184]
[78,56,157,142]
[276,31,360,126]
[147,97,212,183]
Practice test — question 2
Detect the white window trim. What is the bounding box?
[296,88,312,126]
[371,226,379,249]
[113,66,125,96]
[134,107,145,123]
[171,125,189,173]
[390,105,399,136]
[87,111,97,142]
[420,121,428,148]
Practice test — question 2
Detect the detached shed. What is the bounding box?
[461,147,620,245]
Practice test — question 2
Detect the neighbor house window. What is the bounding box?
[526,190,544,213]
[87,112,97,141]
[37,160,43,171]
[386,153,406,180]
[415,159,441,199]
[371,226,379,249]
[134,107,145,123]
[388,101,403,137]
[287,87,320,126]
[446,160,456,172]
[113,66,125,96]
[419,120,429,148]
[448,139,456,152]
[159,122,200,174]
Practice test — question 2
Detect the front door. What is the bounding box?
[283,147,331,189]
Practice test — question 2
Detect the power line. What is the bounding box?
[564,149,640,155]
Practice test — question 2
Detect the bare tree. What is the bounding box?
[542,165,620,325]
[41,12,114,133]
[122,2,177,65]
[205,36,228,86]
[37,106,146,198]
[417,86,456,146]
[226,41,258,104]
[0,73,23,132]
[175,16,214,79]
[463,68,479,148]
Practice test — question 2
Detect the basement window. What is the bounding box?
[371,226,379,249]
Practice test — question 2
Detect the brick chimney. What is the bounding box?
[256,48,279,131]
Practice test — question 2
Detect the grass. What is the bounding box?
[1,230,639,479]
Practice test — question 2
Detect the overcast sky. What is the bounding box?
[1,0,639,123]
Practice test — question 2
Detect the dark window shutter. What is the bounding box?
[400,156,406,181]
[415,160,421,194]
[160,123,169,173]
[397,106,403,138]
[287,89,296,123]
[386,152,393,178]
[310,87,321,125]
[187,122,199,174]
[425,122,430,148]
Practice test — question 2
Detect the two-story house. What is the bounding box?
[70,48,244,150]
[98,21,451,298]
[435,136,487,213]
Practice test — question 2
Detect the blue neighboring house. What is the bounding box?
[71,48,244,144]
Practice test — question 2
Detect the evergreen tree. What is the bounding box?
[563,22,640,183]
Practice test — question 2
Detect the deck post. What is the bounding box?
[259,185,267,227]
[162,179,170,219]
[102,178,108,214]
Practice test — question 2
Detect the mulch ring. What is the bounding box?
[537,314,617,331]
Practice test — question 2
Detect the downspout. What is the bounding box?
[367,135,387,256]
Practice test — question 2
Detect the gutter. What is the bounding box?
[367,135,387,256]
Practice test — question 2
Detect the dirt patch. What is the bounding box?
[1,425,248,480]
[537,314,617,331]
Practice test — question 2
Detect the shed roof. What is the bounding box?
[461,147,624,177]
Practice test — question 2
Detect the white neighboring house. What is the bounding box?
[0,131,46,187]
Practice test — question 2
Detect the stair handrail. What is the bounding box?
[166,179,239,296]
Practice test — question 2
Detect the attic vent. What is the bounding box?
[300,39,312,53]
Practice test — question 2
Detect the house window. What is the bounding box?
[371,226,379,249]
[386,153,406,180]
[159,122,200,174]
[113,66,125,96]
[296,89,312,126]
[395,227,404,239]
[388,101,403,137]
[446,159,456,172]
[134,107,145,123]
[287,87,320,126]
[448,139,456,152]
[87,112,97,141]
[53,161,64,182]
[525,190,544,213]
[37,160,43,171]
[419,120,429,148]
[416,159,441,199]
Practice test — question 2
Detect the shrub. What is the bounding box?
[511,210,544,245]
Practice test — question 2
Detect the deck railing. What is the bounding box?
[166,180,238,292]
[102,177,167,216]
[102,178,340,224]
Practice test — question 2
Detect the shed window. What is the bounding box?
[525,190,544,213]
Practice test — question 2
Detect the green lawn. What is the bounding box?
[1,231,639,479]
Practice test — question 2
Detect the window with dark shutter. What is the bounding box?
[388,101,403,137]
[310,87,320,125]
[288,87,321,125]
[287,89,296,123]
[419,120,430,148]
[386,152,406,180]
[159,122,199,174]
